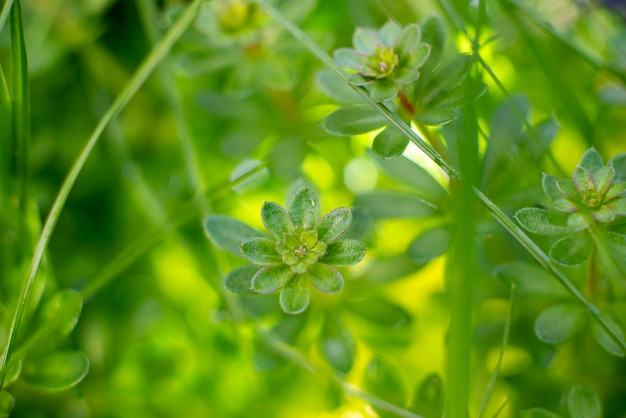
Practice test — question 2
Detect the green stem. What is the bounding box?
[587,244,599,302]
[252,0,626,354]
[0,0,205,385]
[0,0,14,35]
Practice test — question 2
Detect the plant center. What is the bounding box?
[277,227,327,274]
[367,46,398,79]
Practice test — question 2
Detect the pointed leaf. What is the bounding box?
[515,208,577,235]
[434,54,473,91]
[520,408,561,418]
[606,196,626,215]
[395,24,421,51]
[379,20,402,47]
[322,105,387,137]
[552,198,577,213]
[549,235,592,266]
[321,316,355,375]
[317,207,352,242]
[534,303,587,344]
[288,185,320,229]
[240,238,282,265]
[355,190,437,219]
[320,240,366,266]
[262,201,293,239]
[373,126,409,158]
[419,16,444,76]
[23,350,90,393]
[308,263,343,294]
[40,289,83,338]
[403,43,431,69]
[543,173,565,202]
[224,265,259,295]
[605,182,626,201]
[205,215,264,255]
[362,356,409,407]
[590,315,625,357]
[556,179,578,198]
[353,28,379,54]
[493,262,569,298]
[573,166,594,194]
[593,165,614,195]
[251,264,294,294]
[579,148,603,172]
[609,153,626,181]
[567,383,601,418]
[434,79,487,108]
[334,48,366,70]
[408,226,452,263]
[279,276,310,314]
[369,79,398,101]
[415,107,458,125]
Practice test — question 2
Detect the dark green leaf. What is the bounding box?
[362,356,408,408]
[434,79,487,108]
[224,265,259,295]
[493,261,568,298]
[322,105,387,137]
[334,48,365,70]
[308,263,343,294]
[433,54,473,91]
[415,107,458,126]
[419,16,444,76]
[369,79,398,101]
[23,350,90,393]
[241,237,282,265]
[39,289,83,337]
[515,208,577,235]
[408,226,452,263]
[567,383,602,418]
[321,316,355,375]
[411,373,444,418]
[376,155,448,202]
[395,24,421,52]
[0,391,14,418]
[317,207,352,242]
[590,316,625,357]
[372,126,409,158]
[252,264,294,294]
[319,239,366,266]
[549,235,592,266]
[542,173,565,202]
[355,190,437,219]
[346,298,411,328]
[205,215,264,256]
[579,148,603,172]
[520,408,561,418]
[279,276,310,315]
[609,153,626,182]
[288,185,320,229]
[534,303,587,344]
[261,201,293,239]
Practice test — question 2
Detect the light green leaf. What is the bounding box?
[515,208,577,235]
[543,173,565,202]
[604,182,626,201]
[322,105,387,137]
[379,20,402,47]
[606,196,626,215]
[0,391,14,418]
[393,68,420,84]
[355,190,438,219]
[40,289,83,338]
[403,43,431,70]
[373,126,409,158]
[415,107,458,126]
[205,215,264,255]
[591,205,615,223]
[433,79,487,108]
[567,383,602,418]
[552,198,578,213]
[412,373,444,418]
[317,207,352,242]
[346,298,412,328]
[353,27,378,54]
[240,238,282,265]
[520,408,561,418]
[493,261,568,298]
[316,69,361,103]
[288,185,320,229]
[556,179,578,198]
[408,226,452,264]
[261,201,293,239]
[279,276,310,314]
[434,54,473,91]
[395,24,421,52]
[376,155,448,202]
[369,79,398,101]
[549,235,592,266]
[308,263,343,294]
[572,166,594,194]
[534,303,587,344]
[224,265,259,295]
[609,153,626,181]
[252,264,294,294]
[319,239,366,266]
[419,16,444,75]
[590,315,625,357]
[23,350,90,393]
[334,48,365,70]
[362,356,409,407]
[579,148,604,172]
[321,316,354,375]
[593,165,614,195]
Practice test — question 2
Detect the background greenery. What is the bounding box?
[0,0,626,417]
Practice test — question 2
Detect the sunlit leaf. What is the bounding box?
[567,383,602,418]
[395,24,421,52]
[308,263,343,293]
[534,303,587,344]
[317,207,352,243]
[579,148,603,172]
[252,264,294,294]
[23,350,90,393]
[288,185,320,229]
[261,201,293,239]
[279,276,310,314]
[319,239,366,266]
[241,237,282,265]
[372,126,409,158]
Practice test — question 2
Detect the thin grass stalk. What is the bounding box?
[252,0,626,353]
[0,0,205,386]
[0,0,14,35]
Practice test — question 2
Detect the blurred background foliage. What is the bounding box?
[0,0,626,417]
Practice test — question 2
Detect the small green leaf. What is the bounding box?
[224,265,259,295]
[346,298,411,328]
[308,263,343,294]
[433,79,487,108]
[320,239,366,266]
[241,238,282,265]
[392,68,420,84]
[369,79,398,101]
[590,315,625,357]
[288,185,320,229]
[252,264,294,294]
[362,356,409,407]
[593,165,614,195]
[379,20,402,47]
[493,261,568,298]
[376,155,448,202]
[520,408,562,418]
[419,16,444,75]
[39,289,83,338]
[549,235,592,266]
[415,107,458,125]
[261,201,293,239]
[606,196,626,215]
[403,43,431,70]
[353,27,378,54]
[552,198,577,213]
[334,48,365,70]
[604,182,626,201]
[567,383,602,418]
[316,70,361,103]
[317,207,352,242]
[205,215,264,256]
[279,276,310,314]
[515,208,577,235]
[411,374,444,418]
[609,153,626,181]
[408,226,452,263]
[543,173,565,202]
[322,105,387,137]
[556,179,578,198]
[395,24,421,52]
[434,54,473,91]
[579,148,604,172]
[373,126,409,158]
[321,316,355,375]
[0,391,14,418]
[23,350,90,393]
[355,190,437,219]
[572,166,594,194]
[534,303,587,344]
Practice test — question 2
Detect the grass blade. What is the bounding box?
[0,0,14,36]
[0,0,205,386]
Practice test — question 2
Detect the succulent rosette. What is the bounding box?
[334,20,431,101]
[516,149,626,266]
[205,185,366,314]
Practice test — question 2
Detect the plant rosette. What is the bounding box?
[205,185,366,314]
[516,148,626,266]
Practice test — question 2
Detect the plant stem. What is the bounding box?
[587,245,599,302]
[0,0,206,386]
[0,0,14,35]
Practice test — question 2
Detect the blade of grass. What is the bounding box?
[0,0,14,36]
[478,285,515,418]
[0,62,10,199]
[0,0,205,387]
[253,0,626,354]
